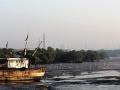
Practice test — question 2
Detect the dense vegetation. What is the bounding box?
[0,47,106,64]
[103,49,120,57]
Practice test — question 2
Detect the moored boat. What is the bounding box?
[0,67,46,81]
[0,57,46,81]
[0,34,46,81]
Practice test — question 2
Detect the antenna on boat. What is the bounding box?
[5,41,8,58]
[6,41,8,49]
[24,32,29,56]
[43,33,46,49]
[32,40,42,57]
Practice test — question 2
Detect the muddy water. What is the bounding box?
[0,72,120,90]
[52,85,120,90]
[45,70,120,90]
[2,59,120,90]
[0,82,48,90]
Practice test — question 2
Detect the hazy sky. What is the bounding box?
[0,0,120,50]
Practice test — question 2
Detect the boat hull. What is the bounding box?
[0,68,46,81]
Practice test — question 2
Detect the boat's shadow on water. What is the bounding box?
[0,81,48,90]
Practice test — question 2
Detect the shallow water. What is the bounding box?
[2,59,120,90]
[45,70,120,90]
[1,83,120,90]
[53,85,120,90]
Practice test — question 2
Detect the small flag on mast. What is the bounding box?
[25,33,29,41]
[6,41,8,49]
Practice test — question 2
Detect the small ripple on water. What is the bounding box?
[52,84,120,90]
[44,70,120,90]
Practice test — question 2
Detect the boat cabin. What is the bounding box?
[7,58,29,69]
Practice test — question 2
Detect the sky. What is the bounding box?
[0,0,120,50]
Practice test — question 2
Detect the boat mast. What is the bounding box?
[24,33,29,57]
[32,40,42,57]
[6,41,8,50]
[43,33,46,49]
[6,41,8,58]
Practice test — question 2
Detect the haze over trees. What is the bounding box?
[0,47,106,64]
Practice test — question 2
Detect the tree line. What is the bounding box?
[0,47,106,64]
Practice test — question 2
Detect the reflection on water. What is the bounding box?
[0,82,48,90]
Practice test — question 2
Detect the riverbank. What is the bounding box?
[33,59,120,77]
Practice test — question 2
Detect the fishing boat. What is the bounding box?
[0,58,46,81]
[0,34,46,81]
